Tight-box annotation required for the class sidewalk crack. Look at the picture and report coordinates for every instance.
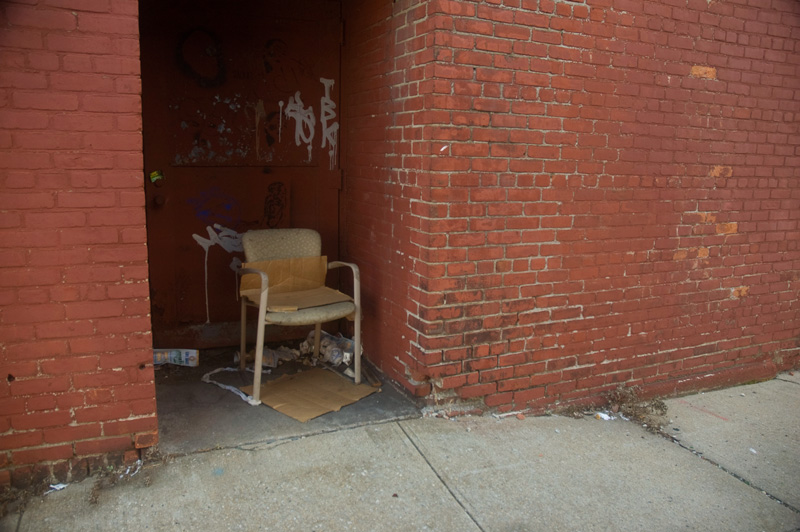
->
[398,422,487,532]
[661,431,800,515]
[775,376,800,386]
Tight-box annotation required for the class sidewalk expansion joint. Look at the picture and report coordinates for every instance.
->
[661,432,800,515]
[398,423,487,532]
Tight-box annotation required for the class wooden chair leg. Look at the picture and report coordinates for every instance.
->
[313,323,322,358]
[354,307,362,385]
[239,299,247,371]
[251,304,268,404]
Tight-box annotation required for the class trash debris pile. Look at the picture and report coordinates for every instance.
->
[153,348,199,367]
[234,345,300,369]
[202,329,369,407]
[229,329,358,371]
[299,329,356,368]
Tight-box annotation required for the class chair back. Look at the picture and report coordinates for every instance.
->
[242,228,322,262]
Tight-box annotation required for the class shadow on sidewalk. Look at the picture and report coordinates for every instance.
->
[154,347,421,455]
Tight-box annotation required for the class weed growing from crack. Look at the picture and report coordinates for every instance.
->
[606,385,668,432]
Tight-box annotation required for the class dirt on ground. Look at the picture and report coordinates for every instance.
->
[557,385,669,433]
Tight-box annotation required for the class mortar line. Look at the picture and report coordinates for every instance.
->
[398,422,487,532]
[662,432,800,515]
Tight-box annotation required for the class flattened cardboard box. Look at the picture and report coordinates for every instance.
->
[241,368,378,422]
[239,256,352,311]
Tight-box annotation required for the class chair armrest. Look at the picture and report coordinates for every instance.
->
[237,267,269,304]
[328,261,360,307]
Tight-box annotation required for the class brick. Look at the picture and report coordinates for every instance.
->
[64,300,124,320]
[74,436,132,455]
[12,445,73,465]
[11,410,72,430]
[0,431,42,451]
[83,132,142,151]
[86,208,145,227]
[43,424,102,444]
[24,211,86,228]
[26,394,58,412]
[51,113,114,132]
[9,377,70,395]
[73,370,130,390]
[0,28,43,50]
[47,0,112,13]
[716,223,739,234]
[74,403,131,423]
[46,34,113,54]
[0,71,48,90]
[458,382,496,399]
[28,248,90,267]
[5,340,69,360]
[75,13,138,35]
[40,356,99,375]
[134,430,158,449]
[36,320,95,339]
[13,91,79,110]
[104,416,157,437]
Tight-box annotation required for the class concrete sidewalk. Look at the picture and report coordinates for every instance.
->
[3,373,799,532]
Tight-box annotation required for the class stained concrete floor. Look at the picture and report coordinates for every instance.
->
[154,347,421,455]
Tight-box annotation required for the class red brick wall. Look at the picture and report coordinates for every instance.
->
[345,0,800,410]
[342,0,434,394]
[0,0,156,489]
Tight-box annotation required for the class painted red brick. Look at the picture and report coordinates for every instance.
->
[0,0,153,490]
[343,0,797,416]
[12,445,74,466]
[74,436,132,456]
[2,0,800,490]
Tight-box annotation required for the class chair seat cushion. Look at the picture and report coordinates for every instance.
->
[264,301,356,326]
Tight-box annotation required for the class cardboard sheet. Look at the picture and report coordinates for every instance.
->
[240,368,378,422]
[263,286,352,312]
[239,256,352,312]
[240,285,351,311]
[239,256,352,310]
[240,256,327,294]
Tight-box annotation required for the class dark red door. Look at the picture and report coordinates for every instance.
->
[140,0,342,347]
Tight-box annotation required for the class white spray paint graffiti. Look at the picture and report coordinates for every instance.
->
[254,99,267,160]
[284,91,315,162]
[192,224,244,324]
[319,78,339,171]
[278,100,284,143]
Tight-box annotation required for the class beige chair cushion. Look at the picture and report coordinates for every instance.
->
[242,228,321,262]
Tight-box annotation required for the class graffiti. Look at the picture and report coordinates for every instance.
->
[192,224,244,324]
[278,101,284,143]
[274,79,339,168]
[177,28,226,88]
[171,30,338,167]
[187,188,240,226]
[254,99,267,161]
[263,182,288,228]
[261,38,313,94]
[319,78,339,171]
[253,100,283,162]
[283,91,316,162]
